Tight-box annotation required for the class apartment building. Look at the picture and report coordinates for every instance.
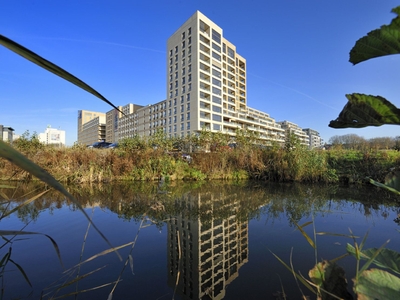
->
[105,107,122,143]
[77,110,106,145]
[302,128,323,149]
[167,192,248,299]
[80,11,318,145]
[278,120,310,146]
[115,11,285,144]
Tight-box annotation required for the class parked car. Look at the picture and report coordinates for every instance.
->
[106,143,118,149]
[87,141,112,148]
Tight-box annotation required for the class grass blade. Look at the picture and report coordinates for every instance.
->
[0,140,121,261]
[1,189,49,218]
[9,257,32,287]
[0,34,122,113]
[293,220,315,249]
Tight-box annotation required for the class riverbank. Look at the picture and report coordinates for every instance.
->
[1,142,399,184]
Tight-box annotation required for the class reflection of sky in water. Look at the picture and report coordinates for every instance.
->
[2,183,400,299]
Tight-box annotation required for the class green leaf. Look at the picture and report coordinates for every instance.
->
[385,170,400,192]
[369,178,400,195]
[347,244,400,275]
[329,93,400,128]
[350,6,400,65]
[309,261,353,299]
[354,269,400,299]
[0,34,122,114]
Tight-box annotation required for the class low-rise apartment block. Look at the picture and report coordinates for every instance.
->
[278,120,310,146]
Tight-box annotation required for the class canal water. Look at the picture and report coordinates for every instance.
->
[2,181,400,299]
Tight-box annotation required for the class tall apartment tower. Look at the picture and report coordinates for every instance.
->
[77,110,106,145]
[167,11,247,136]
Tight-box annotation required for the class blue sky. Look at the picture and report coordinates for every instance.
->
[1,0,399,146]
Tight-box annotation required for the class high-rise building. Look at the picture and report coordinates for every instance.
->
[106,107,122,143]
[77,110,106,145]
[115,11,285,143]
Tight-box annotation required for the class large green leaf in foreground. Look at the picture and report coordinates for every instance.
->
[329,93,400,128]
[354,269,400,299]
[0,34,121,113]
[350,6,400,65]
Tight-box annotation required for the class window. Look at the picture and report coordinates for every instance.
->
[188,83,191,91]
[212,87,221,95]
[182,41,185,49]
[169,58,173,65]
[169,101,172,107]
[188,74,192,82]
[169,83,172,90]
[174,99,177,105]
[182,32,185,39]
[212,51,221,61]
[181,123,184,131]
[174,116,177,123]
[181,105,184,112]
[223,43,226,54]
[181,96,184,103]
[212,29,221,43]
[181,114,184,121]
[182,58,185,66]
[169,109,173,116]
[187,112,190,120]
[187,93,191,101]
[182,68,185,76]
[169,66,172,73]
[175,81,178,88]
[175,90,178,96]
[212,69,221,78]
[213,124,221,130]
[182,49,185,57]
[212,43,221,52]
[188,45,191,54]
[169,117,171,124]
[212,114,221,122]
[174,107,177,114]
[187,103,190,110]
[212,105,221,113]
[175,46,178,53]
[182,77,185,85]
[175,54,178,62]
[169,74,172,82]
[175,63,178,70]
[228,47,235,59]
[187,122,191,130]
[175,72,178,79]
[174,125,177,132]
[182,86,186,93]
[188,27,191,35]
[188,64,192,72]
[212,78,221,87]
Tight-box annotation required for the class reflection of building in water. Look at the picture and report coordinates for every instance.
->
[167,192,248,299]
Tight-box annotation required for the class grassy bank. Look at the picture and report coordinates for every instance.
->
[2,135,400,184]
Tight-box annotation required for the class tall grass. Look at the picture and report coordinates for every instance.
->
[4,134,400,184]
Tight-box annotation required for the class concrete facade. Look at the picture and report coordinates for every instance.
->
[77,110,106,145]
[0,125,15,143]
[303,128,323,149]
[38,126,66,146]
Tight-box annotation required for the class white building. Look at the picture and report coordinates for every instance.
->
[117,11,285,144]
[38,126,66,146]
[302,128,323,149]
